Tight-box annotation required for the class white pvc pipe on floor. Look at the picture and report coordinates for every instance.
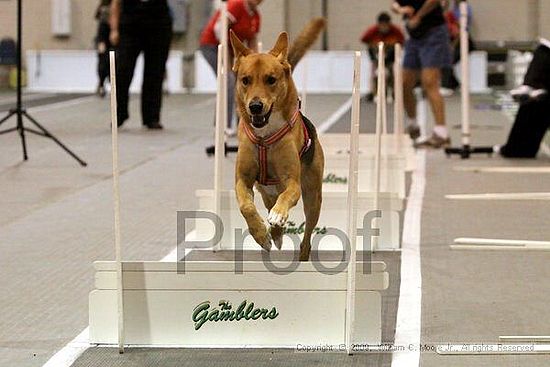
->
[345,51,362,355]
[109,50,125,354]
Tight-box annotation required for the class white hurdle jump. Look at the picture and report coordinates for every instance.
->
[321,44,415,175]
[89,15,388,349]
[197,45,403,251]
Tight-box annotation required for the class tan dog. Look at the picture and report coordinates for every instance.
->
[231,19,325,261]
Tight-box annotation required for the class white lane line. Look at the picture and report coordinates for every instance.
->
[392,150,426,367]
[317,96,354,133]
[41,231,195,367]
[42,328,90,367]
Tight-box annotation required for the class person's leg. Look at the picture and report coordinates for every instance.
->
[96,23,110,97]
[116,26,141,126]
[402,39,422,139]
[141,22,172,127]
[421,68,445,127]
[403,68,418,119]
[414,25,452,147]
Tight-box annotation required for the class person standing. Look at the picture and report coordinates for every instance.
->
[392,0,452,148]
[95,0,112,98]
[109,0,173,130]
[360,12,405,101]
[199,0,262,135]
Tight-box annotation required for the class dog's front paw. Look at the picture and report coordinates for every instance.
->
[267,205,289,227]
[250,220,273,251]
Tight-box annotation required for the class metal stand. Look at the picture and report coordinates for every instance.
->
[445,1,492,159]
[0,0,87,167]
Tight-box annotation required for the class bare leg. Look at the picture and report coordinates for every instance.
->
[403,68,419,119]
[421,68,445,126]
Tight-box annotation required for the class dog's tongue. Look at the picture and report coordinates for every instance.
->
[252,115,265,125]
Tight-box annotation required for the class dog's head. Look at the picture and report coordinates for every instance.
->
[230,31,294,129]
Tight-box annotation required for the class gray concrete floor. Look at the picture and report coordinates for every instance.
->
[1,91,549,367]
[0,93,348,367]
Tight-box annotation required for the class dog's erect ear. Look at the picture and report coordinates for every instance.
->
[269,32,289,63]
[230,30,251,72]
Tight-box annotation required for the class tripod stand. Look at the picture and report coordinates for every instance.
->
[0,0,87,167]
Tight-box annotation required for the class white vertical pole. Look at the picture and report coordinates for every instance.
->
[109,51,124,354]
[373,43,385,251]
[258,41,263,53]
[345,51,361,355]
[393,44,404,136]
[214,1,229,251]
[221,0,229,131]
[460,1,471,147]
[301,56,309,115]
[381,54,388,135]
[214,44,224,251]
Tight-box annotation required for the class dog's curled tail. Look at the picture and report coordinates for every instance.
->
[288,17,326,70]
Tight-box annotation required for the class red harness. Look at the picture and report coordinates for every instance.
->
[242,109,312,186]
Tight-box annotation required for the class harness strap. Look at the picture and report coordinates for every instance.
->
[242,109,312,186]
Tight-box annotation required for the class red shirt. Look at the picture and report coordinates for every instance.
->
[200,0,261,46]
[360,24,405,47]
[445,11,459,40]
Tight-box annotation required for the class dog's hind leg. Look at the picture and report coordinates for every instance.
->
[257,185,284,250]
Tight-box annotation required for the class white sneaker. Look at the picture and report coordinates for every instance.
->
[225,127,238,137]
[530,89,548,101]
[510,85,533,103]
[440,88,455,97]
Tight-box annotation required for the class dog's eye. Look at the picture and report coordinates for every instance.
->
[242,77,250,86]
[266,76,277,85]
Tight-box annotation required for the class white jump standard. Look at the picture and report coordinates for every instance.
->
[90,26,389,350]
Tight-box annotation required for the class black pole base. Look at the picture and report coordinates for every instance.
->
[205,143,239,157]
[445,145,494,159]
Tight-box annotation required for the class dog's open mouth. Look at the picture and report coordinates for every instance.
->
[250,106,273,128]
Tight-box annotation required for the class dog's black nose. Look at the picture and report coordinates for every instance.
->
[249,100,264,115]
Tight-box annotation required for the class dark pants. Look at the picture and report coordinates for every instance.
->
[116,20,172,125]
[96,22,111,87]
[523,44,550,90]
[500,43,550,158]
[501,101,550,158]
